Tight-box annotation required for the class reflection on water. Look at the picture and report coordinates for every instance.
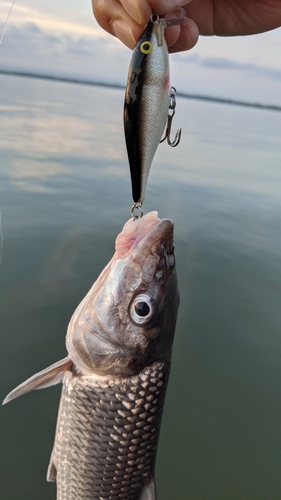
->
[1,73,281,500]
[0,211,3,266]
[0,77,125,192]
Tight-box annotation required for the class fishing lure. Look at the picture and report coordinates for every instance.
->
[124,13,185,213]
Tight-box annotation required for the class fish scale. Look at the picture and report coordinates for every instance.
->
[51,361,169,500]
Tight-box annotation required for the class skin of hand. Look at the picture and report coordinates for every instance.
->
[92,0,281,53]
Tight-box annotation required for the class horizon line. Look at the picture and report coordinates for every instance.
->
[1,68,280,113]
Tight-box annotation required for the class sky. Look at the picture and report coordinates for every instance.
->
[0,0,281,105]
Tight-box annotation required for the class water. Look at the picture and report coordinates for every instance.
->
[0,72,281,499]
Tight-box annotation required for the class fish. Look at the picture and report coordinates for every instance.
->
[124,15,184,206]
[3,211,179,500]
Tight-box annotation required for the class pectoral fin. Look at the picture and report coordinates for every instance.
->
[140,478,156,500]
[2,356,72,405]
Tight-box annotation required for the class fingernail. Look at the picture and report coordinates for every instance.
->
[121,0,143,25]
[165,7,186,21]
[111,20,135,49]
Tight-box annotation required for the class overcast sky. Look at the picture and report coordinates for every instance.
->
[1,0,281,105]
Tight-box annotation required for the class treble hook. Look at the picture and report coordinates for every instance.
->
[160,87,181,147]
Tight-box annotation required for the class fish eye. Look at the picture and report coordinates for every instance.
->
[130,294,154,324]
[140,41,153,54]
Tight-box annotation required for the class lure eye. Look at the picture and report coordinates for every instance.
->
[140,41,153,54]
[130,294,154,324]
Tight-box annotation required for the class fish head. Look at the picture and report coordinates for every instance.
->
[66,211,179,376]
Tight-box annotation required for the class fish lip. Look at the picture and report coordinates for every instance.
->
[138,218,174,251]
[115,213,174,259]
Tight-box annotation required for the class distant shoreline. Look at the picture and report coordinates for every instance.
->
[1,68,280,113]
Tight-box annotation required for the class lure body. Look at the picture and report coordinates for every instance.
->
[4,212,179,500]
[124,21,171,204]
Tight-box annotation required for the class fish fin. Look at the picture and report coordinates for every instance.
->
[140,478,156,500]
[2,356,72,405]
[46,458,57,482]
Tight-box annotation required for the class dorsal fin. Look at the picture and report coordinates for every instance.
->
[2,356,72,405]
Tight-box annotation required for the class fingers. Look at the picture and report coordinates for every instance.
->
[111,19,143,49]
[148,0,188,16]
[167,16,199,52]
[119,0,151,25]
[118,0,188,24]
[92,0,199,52]
[92,0,147,49]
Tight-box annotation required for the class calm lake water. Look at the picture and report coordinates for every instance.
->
[1,72,281,500]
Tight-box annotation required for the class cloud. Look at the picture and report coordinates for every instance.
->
[174,53,281,81]
[1,18,280,105]
[170,46,281,104]
[1,0,101,36]
[0,21,130,83]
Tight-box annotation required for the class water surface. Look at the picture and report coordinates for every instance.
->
[1,73,281,499]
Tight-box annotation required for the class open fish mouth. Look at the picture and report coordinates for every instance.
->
[115,211,174,259]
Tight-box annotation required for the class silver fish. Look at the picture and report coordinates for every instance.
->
[124,15,184,205]
[3,211,179,500]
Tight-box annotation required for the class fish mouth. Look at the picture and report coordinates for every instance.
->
[115,211,174,259]
[136,217,175,273]
[140,217,174,251]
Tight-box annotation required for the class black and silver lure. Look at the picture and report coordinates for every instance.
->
[124,14,185,209]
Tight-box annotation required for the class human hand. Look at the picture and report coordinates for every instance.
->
[92,0,281,53]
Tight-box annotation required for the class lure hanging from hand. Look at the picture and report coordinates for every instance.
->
[124,13,185,212]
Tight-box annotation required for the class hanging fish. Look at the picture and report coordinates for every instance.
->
[3,211,179,500]
[124,14,185,209]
